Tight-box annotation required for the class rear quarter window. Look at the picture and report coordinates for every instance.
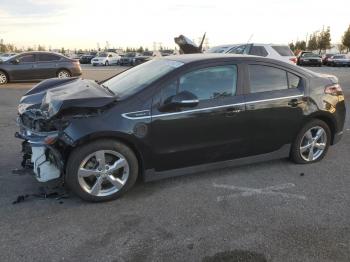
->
[272,46,294,56]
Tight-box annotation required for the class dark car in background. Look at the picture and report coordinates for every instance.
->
[328,54,350,67]
[119,52,151,66]
[16,54,345,202]
[297,52,322,66]
[0,51,82,84]
[79,54,96,64]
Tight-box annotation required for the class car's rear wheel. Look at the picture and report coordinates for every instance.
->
[57,69,71,78]
[291,119,331,164]
[0,71,8,84]
[66,139,138,202]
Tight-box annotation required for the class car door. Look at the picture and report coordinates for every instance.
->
[243,62,306,156]
[7,54,37,80]
[150,63,249,172]
[35,53,61,78]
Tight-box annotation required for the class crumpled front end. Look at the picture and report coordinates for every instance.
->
[15,110,68,182]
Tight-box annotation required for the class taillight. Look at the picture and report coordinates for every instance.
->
[325,84,343,95]
[289,57,297,64]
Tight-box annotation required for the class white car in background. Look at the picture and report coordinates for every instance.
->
[91,52,121,66]
[206,43,297,64]
[0,53,17,61]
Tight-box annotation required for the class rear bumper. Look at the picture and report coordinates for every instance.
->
[71,67,82,76]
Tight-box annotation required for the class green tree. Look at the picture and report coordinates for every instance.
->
[38,45,46,51]
[289,42,295,52]
[137,46,144,53]
[318,27,331,54]
[336,43,347,54]
[295,40,306,51]
[307,33,318,51]
[342,25,350,52]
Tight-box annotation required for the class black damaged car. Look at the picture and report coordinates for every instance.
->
[16,54,346,202]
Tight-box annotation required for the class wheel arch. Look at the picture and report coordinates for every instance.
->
[304,112,336,144]
[67,131,145,178]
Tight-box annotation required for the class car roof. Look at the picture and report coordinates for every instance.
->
[163,53,271,63]
[163,53,314,76]
[13,51,65,56]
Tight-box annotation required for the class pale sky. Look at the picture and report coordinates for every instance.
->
[0,0,349,50]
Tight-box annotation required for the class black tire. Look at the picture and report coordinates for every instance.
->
[66,139,139,202]
[0,70,8,84]
[290,119,331,164]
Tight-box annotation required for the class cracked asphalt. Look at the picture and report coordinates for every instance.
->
[0,65,349,262]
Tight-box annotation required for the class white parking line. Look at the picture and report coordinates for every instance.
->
[213,182,306,202]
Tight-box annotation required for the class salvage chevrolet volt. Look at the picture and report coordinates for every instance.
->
[16,54,346,202]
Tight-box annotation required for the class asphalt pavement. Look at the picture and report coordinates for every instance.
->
[0,65,349,262]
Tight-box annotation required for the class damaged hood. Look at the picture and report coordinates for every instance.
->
[19,78,116,118]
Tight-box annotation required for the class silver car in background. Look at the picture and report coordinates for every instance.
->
[206,43,297,64]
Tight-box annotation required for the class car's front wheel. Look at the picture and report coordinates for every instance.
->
[291,119,331,164]
[66,139,139,202]
[0,71,8,84]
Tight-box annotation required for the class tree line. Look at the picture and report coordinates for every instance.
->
[289,25,350,54]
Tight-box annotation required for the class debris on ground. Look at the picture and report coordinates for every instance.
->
[12,182,69,205]
[300,172,305,176]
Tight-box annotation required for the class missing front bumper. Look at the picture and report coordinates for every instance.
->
[15,131,64,183]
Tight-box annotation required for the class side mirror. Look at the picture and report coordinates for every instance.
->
[160,91,199,111]
[11,59,20,64]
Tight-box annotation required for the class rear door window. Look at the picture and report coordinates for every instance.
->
[271,46,294,56]
[37,54,61,62]
[249,65,288,93]
[249,46,268,57]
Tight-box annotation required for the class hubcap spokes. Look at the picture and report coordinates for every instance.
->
[78,150,129,196]
[0,74,6,84]
[58,71,69,78]
[300,126,327,162]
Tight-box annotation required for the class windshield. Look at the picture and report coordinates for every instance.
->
[126,53,136,57]
[103,59,184,98]
[97,53,107,57]
[334,55,346,59]
[206,46,233,53]
[303,53,319,58]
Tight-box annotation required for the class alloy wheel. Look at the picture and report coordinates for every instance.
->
[0,72,7,84]
[77,150,130,197]
[57,70,70,78]
[299,126,327,162]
